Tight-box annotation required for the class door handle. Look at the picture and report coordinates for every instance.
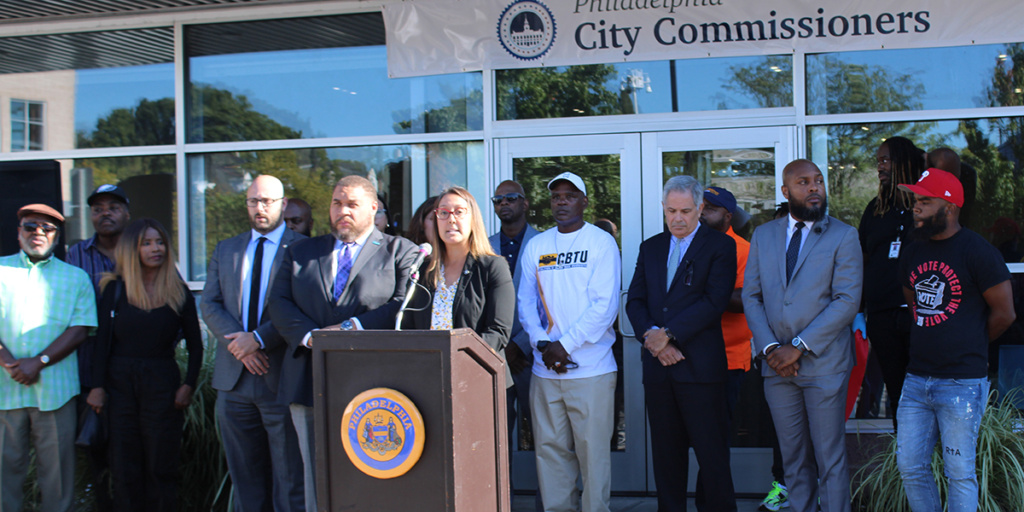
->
[618,290,635,338]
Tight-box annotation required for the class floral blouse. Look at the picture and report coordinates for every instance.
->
[430,264,459,330]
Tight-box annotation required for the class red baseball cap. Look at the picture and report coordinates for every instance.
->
[898,168,964,208]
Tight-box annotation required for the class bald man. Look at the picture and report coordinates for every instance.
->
[284,198,313,237]
[202,175,306,512]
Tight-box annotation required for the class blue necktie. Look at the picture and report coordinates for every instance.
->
[333,243,353,301]
[786,222,805,283]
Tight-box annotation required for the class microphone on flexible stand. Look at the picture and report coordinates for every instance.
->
[395,243,433,330]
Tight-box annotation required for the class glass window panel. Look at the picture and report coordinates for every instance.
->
[808,118,1024,250]
[675,55,793,111]
[28,123,44,150]
[0,29,174,151]
[662,148,777,237]
[187,141,482,280]
[28,102,43,122]
[807,43,1024,115]
[10,121,25,152]
[185,15,482,143]
[61,155,178,251]
[496,55,792,120]
[10,100,24,119]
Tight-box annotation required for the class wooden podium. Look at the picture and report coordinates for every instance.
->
[312,328,509,511]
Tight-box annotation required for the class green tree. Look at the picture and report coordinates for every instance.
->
[496,64,624,120]
[188,84,303,143]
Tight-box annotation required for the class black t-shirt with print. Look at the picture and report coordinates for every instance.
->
[899,228,1010,379]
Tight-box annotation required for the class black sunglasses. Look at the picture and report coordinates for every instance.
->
[20,221,60,234]
[491,193,525,205]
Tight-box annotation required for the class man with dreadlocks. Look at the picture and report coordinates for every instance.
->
[858,136,925,429]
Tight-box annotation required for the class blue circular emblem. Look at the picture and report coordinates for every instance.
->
[340,388,425,479]
[497,0,557,61]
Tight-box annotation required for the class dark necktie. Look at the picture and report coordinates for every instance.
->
[247,236,267,331]
[333,243,354,301]
[786,222,805,283]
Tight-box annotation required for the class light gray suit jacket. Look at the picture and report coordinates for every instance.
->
[489,225,540,354]
[742,215,863,377]
[202,227,305,393]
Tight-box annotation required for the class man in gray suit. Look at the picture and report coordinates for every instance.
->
[488,180,540,502]
[742,159,863,512]
[202,175,306,512]
[269,175,418,511]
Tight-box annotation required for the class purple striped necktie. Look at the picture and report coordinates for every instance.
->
[333,242,354,301]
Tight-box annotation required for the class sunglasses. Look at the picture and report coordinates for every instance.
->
[21,221,60,234]
[491,193,525,205]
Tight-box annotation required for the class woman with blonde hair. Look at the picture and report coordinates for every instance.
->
[86,218,202,512]
[402,187,515,387]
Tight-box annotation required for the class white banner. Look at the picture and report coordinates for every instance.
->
[383,0,1024,78]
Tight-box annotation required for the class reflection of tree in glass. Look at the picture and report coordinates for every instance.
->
[723,55,793,108]
[392,88,483,134]
[497,65,623,120]
[513,154,621,246]
[188,84,303,143]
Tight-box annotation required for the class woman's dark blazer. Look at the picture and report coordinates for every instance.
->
[402,253,515,387]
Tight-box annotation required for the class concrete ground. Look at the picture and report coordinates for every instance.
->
[512,494,766,511]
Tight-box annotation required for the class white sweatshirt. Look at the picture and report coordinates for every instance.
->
[517,223,621,380]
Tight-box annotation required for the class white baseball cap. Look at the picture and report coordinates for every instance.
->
[547,171,587,196]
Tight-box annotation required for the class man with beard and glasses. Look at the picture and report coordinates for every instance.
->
[269,175,418,511]
[1,204,97,512]
[858,136,925,429]
[743,160,862,512]
[202,175,306,512]
[895,168,1014,512]
[67,184,131,511]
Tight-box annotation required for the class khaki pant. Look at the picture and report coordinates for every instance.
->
[0,399,77,512]
[530,372,616,512]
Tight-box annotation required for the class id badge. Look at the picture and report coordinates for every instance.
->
[888,241,901,259]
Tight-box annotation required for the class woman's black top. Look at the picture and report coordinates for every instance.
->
[92,278,204,389]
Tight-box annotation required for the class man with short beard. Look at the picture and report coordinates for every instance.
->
[67,184,131,511]
[269,175,418,511]
[0,204,97,512]
[896,168,1014,512]
[743,159,862,512]
[202,175,306,512]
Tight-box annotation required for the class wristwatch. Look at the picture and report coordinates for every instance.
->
[791,337,809,355]
[341,319,355,331]
[39,354,50,366]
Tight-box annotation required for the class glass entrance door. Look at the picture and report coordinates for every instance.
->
[496,126,795,496]
[496,133,646,492]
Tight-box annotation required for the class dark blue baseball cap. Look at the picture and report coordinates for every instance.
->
[703,186,736,213]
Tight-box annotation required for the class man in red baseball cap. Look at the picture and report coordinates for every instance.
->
[893,168,1014,511]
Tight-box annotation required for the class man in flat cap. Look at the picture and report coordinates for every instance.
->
[0,204,97,512]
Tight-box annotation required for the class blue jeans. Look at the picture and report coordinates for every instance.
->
[896,373,989,512]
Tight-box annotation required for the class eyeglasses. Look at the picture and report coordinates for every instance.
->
[435,207,470,220]
[245,197,284,208]
[20,221,59,234]
[491,193,525,205]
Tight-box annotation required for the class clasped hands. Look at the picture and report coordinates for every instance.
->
[538,341,574,374]
[642,328,684,367]
[225,331,269,376]
[765,344,801,377]
[3,357,44,386]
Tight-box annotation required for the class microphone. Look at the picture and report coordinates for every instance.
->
[395,243,434,330]
[814,227,822,234]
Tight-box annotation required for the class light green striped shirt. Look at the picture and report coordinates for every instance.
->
[0,251,97,411]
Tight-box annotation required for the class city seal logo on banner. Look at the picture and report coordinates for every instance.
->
[341,388,425,479]
[497,0,557,60]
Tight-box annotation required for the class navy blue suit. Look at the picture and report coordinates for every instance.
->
[626,224,738,512]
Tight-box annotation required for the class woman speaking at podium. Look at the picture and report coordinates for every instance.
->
[402,186,515,388]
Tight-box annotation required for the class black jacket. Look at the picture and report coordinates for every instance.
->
[402,253,515,387]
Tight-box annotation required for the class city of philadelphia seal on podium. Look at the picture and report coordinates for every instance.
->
[341,388,426,479]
